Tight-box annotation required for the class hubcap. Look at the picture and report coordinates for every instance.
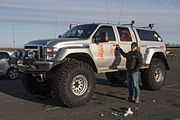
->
[71,75,88,96]
[154,67,163,82]
[9,69,18,79]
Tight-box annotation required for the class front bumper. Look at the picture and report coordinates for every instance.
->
[10,58,54,74]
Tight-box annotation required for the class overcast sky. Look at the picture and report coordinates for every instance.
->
[0,0,180,48]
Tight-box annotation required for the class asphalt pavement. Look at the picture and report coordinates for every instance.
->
[0,59,180,120]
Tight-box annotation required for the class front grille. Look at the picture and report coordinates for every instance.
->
[24,46,45,60]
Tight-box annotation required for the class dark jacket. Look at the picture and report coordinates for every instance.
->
[118,48,143,72]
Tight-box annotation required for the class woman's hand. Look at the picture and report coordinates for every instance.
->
[115,44,120,50]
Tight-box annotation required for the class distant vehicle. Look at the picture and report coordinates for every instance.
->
[0,50,19,80]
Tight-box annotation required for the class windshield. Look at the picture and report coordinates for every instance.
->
[61,24,98,38]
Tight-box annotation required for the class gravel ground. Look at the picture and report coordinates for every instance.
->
[0,59,180,120]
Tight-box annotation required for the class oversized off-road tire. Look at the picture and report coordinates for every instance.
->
[141,58,166,90]
[106,71,126,84]
[7,67,19,80]
[21,73,52,96]
[52,60,96,108]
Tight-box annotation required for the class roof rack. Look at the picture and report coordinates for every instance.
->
[121,20,135,27]
[139,24,155,29]
[121,21,155,29]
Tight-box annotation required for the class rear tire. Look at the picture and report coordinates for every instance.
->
[52,60,96,107]
[106,71,126,84]
[21,73,52,96]
[141,58,166,90]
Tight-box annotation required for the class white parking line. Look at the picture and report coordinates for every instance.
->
[163,83,180,92]
[0,91,25,95]
[165,83,179,88]
[163,88,180,92]
[45,106,61,111]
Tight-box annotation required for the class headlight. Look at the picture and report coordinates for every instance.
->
[17,49,22,58]
[46,47,58,60]
[14,49,22,58]
[22,50,28,58]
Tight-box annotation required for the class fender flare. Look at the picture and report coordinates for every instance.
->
[144,48,165,64]
[144,48,169,70]
[54,46,93,61]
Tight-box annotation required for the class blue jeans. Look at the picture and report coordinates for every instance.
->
[127,71,140,99]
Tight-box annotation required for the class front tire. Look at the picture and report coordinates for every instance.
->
[141,58,166,90]
[53,60,96,107]
[21,74,52,96]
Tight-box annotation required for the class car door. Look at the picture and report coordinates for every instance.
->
[89,25,118,69]
[116,27,136,67]
[0,52,10,74]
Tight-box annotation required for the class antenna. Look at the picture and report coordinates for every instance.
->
[106,0,109,23]
[12,24,15,48]
[55,17,58,38]
[118,0,124,24]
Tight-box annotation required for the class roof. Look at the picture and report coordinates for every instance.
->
[81,23,156,31]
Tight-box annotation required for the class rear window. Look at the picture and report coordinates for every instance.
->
[137,29,162,42]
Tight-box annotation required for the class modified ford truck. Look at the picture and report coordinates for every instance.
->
[11,22,169,107]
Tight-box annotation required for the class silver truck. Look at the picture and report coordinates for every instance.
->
[11,22,169,107]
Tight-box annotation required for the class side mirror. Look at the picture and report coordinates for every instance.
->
[100,32,109,42]
[58,35,61,38]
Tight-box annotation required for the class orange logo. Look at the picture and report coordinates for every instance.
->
[97,44,104,60]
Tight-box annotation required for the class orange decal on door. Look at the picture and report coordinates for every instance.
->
[97,44,104,60]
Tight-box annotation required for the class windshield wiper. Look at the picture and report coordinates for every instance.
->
[65,36,83,38]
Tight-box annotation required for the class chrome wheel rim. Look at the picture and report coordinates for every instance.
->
[71,75,88,96]
[154,67,163,82]
[9,69,18,79]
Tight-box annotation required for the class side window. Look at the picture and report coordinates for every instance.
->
[117,27,132,41]
[137,29,162,41]
[94,26,115,41]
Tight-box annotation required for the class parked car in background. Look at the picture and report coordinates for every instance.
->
[0,50,19,80]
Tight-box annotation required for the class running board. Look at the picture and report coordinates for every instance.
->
[98,66,126,73]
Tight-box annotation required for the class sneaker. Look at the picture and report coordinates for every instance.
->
[135,98,140,103]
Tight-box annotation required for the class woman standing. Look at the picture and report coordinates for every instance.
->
[116,42,143,103]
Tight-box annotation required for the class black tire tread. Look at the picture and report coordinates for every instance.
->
[53,60,96,107]
[141,58,166,90]
[21,74,52,96]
